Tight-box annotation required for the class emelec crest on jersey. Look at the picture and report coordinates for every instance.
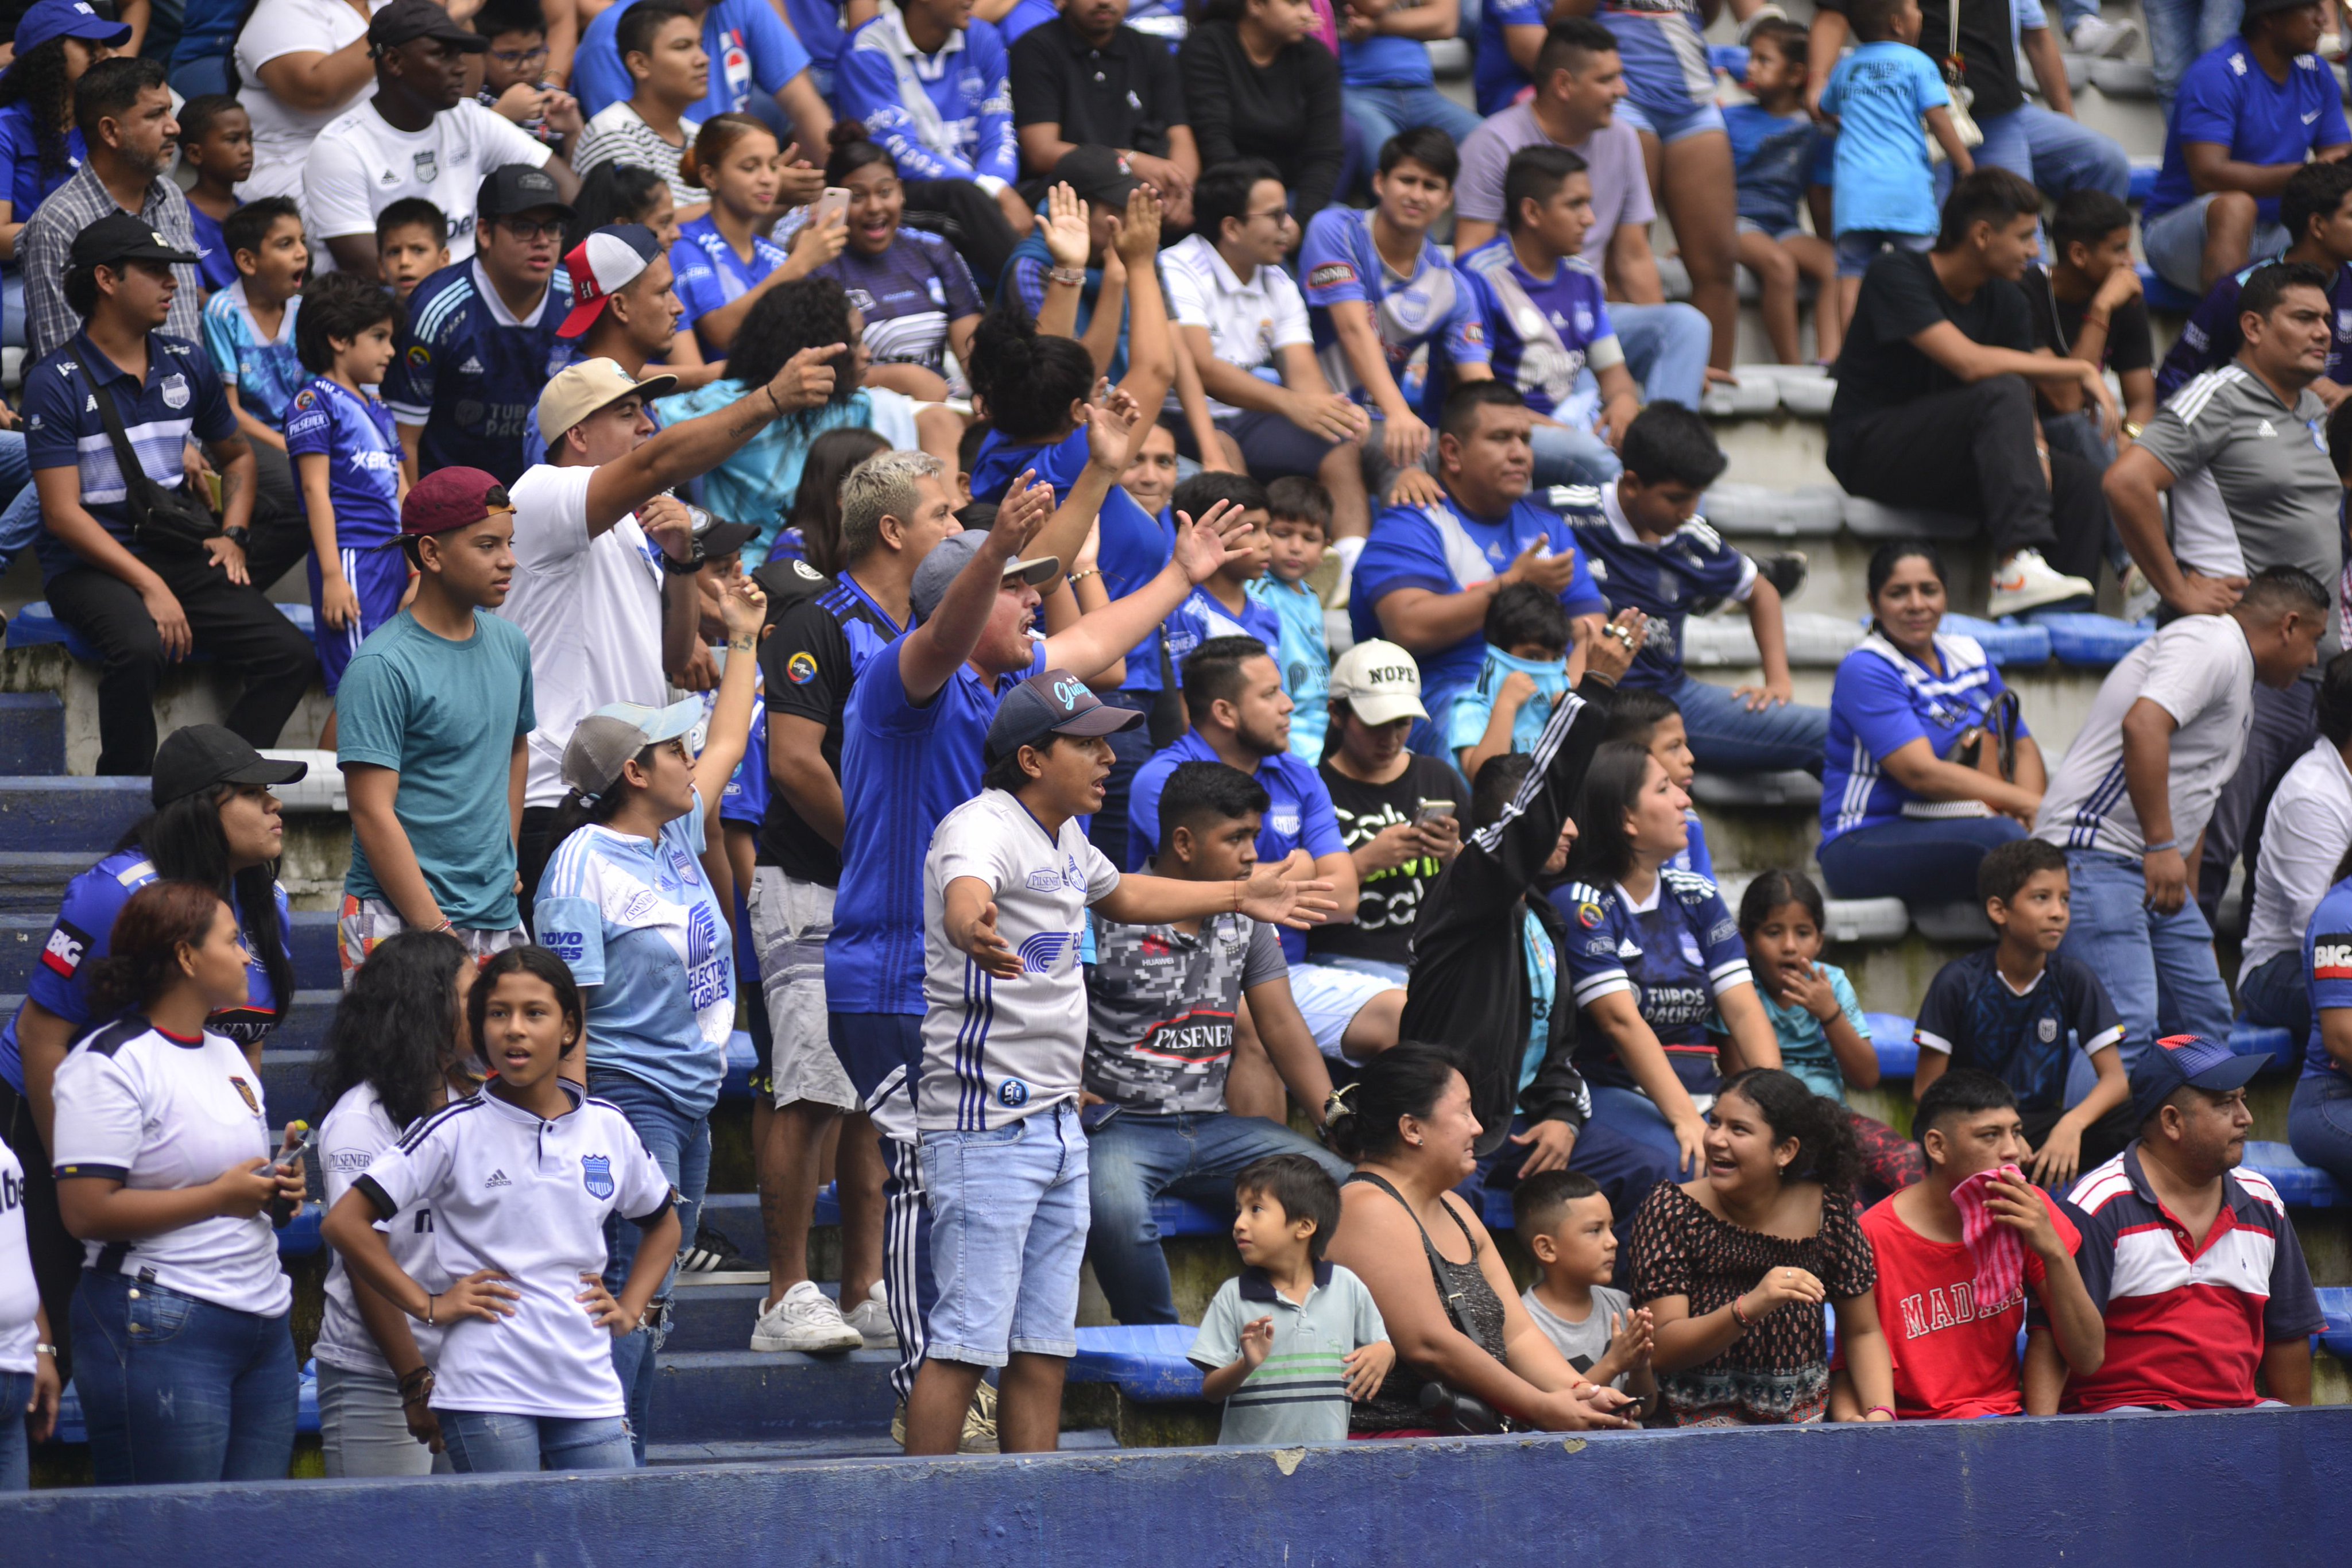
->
[581,1153,615,1199]
[229,1075,261,1116]
[415,151,439,184]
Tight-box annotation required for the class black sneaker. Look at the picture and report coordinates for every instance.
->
[679,1219,751,1274]
[1691,552,1806,618]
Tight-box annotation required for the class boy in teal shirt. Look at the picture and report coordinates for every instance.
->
[1449,580,1572,786]
[1250,476,1334,764]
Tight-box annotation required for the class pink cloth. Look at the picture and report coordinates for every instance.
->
[1309,0,1340,56]
[1949,1165,2028,1308]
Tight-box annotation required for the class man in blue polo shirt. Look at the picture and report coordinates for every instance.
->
[571,0,833,175]
[2141,0,2351,297]
[1351,381,1608,748]
[25,211,318,776]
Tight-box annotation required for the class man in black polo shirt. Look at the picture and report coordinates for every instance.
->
[25,212,316,775]
[1009,0,1197,227]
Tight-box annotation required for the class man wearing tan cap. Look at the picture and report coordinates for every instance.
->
[502,342,847,905]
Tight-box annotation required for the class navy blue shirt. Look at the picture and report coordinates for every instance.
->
[1913,948,2125,1112]
[2156,254,2352,400]
[1564,486,1757,690]
[1556,868,1750,1096]
[759,570,903,885]
[380,258,574,485]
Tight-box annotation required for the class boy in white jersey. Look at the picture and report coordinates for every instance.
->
[907,671,1337,1456]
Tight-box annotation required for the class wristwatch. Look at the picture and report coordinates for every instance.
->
[660,547,706,576]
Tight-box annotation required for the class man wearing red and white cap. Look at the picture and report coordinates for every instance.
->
[518,223,686,469]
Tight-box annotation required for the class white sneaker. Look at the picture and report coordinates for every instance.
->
[844,1280,897,1349]
[749,1279,864,1353]
[1989,549,2096,617]
[2068,14,2141,57]
[2120,561,2159,624]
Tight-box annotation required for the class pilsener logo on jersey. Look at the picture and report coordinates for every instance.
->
[2316,934,2352,980]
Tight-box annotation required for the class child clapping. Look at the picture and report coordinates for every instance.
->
[1511,1171,1656,1416]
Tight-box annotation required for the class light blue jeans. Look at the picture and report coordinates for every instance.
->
[1611,302,1712,410]
[69,1271,298,1486]
[1531,420,1623,488]
[589,1067,708,1465]
[0,429,37,575]
[2287,1072,2352,1193]
[439,1410,636,1473]
[919,1101,1090,1366]
[1947,106,2133,204]
[2144,0,2242,107]
[1662,669,1830,777]
[1344,83,1485,159]
[2055,849,2233,1069]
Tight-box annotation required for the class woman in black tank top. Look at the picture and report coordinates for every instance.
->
[1324,1044,1641,1435]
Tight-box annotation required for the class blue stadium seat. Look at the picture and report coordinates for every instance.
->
[719,1031,759,1101]
[2126,161,2159,204]
[2241,1141,2344,1207]
[1939,613,2052,667]
[277,1199,323,1257]
[6,600,318,663]
[2318,1288,2352,1361]
[1069,1325,1205,1401]
[1867,1014,1918,1079]
[2026,611,2151,668]
[1152,1193,1234,1238]
[2227,1021,2300,1073]
[2138,264,2202,313]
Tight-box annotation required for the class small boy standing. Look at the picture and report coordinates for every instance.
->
[917,672,1330,1456]
[1251,476,1334,765]
[1163,473,1282,668]
[178,94,253,296]
[203,197,311,455]
[1450,580,1572,787]
[1190,1155,1392,1444]
[1511,1170,1655,1413]
[1722,20,1839,365]
[1817,0,1973,331]
[1913,839,2134,1186]
[375,200,452,309]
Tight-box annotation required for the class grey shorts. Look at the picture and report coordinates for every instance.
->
[750,868,858,1111]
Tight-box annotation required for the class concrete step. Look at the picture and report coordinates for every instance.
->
[643,1429,1120,1466]
[646,1349,898,1443]
[0,909,342,995]
[0,852,100,913]
[0,776,152,854]
[0,694,66,775]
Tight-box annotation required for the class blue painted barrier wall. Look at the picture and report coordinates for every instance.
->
[6,1407,2346,1568]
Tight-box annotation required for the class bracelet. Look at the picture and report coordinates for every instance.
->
[1730,1295,1753,1330]
[1049,266,1086,287]
[2122,420,2144,439]
[1066,567,1100,586]
[34,1342,56,1358]
[2141,839,2177,855]
[1865,1405,1895,1420]
[424,1291,436,1326]
[660,549,707,576]
[430,919,455,935]
[765,383,784,414]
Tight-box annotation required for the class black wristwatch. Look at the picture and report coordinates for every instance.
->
[659,548,704,576]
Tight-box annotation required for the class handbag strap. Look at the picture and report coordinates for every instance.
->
[1947,0,1961,69]
[1344,1170,1481,1333]
[74,351,201,531]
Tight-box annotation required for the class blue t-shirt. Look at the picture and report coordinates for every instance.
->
[1001,233,1125,381]
[1300,206,1489,415]
[1352,491,1604,721]
[1817,41,1950,238]
[202,283,306,431]
[22,331,234,580]
[1722,102,1819,233]
[998,0,1057,44]
[1458,238,1614,423]
[783,0,853,75]
[1564,486,1755,690]
[1821,630,2026,845]
[2303,879,2352,1082]
[1164,583,1282,672]
[1341,27,1433,89]
[536,792,736,1117]
[1445,644,1569,759]
[283,377,404,550]
[1595,0,1715,121]
[1734,960,1865,1103]
[1125,731,1348,960]
[724,703,769,827]
[826,636,1049,1015]
[835,14,1019,186]
[336,610,538,930]
[1555,868,1750,1095]
[380,258,574,486]
[0,848,292,1093]
[670,214,790,342]
[2149,42,2352,224]
[1913,948,2125,1112]
[572,0,814,121]
[1475,0,1546,114]
[0,104,82,234]
[1250,574,1331,764]
[2157,254,2352,398]
[187,202,238,294]
[1672,811,1714,881]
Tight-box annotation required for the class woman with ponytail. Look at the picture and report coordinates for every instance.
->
[671,113,846,353]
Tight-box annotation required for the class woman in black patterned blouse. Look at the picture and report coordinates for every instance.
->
[1628,1067,1897,1426]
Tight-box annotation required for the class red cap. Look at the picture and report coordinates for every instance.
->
[557,224,662,339]
[400,468,513,538]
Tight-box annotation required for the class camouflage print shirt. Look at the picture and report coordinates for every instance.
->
[1084,911,1287,1113]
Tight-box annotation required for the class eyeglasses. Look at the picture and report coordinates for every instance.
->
[490,45,550,66]
[496,218,564,241]
[1244,207,1291,226]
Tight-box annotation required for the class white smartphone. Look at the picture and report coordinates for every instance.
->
[813,186,851,228]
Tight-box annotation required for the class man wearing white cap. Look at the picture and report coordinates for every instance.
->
[501,336,849,905]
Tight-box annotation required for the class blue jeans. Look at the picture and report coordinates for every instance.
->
[2,272,22,350]
[1530,420,1623,489]
[0,1369,26,1492]
[2056,850,2233,1070]
[589,1068,709,1464]
[1085,1109,1349,1324]
[69,1271,297,1486]
[2239,948,2310,1042]
[1464,1114,1682,1268]
[1611,303,1711,410]
[1817,815,2026,906]
[165,53,233,98]
[1587,1085,1701,1172]
[0,429,36,575]
[439,1410,635,1473]
[2144,0,2241,107]
[1663,669,1829,776]
[1344,83,1485,161]
[1939,106,2130,206]
[2288,1072,2352,1193]
[918,1101,1090,1365]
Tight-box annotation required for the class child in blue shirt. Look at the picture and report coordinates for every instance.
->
[1163,472,1282,668]
[202,197,310,451]
[1251,476,1334,765]
[1450,580,1572,788]
[1817,0,1972,318]
[177,94,251,296]
[285,273,408,729]
[1723,20,1839,365]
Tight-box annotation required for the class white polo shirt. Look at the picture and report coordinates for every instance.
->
[0,1138,38,1373]
[357,1081,671,1419]
[303,98,552,266]
[50,1018,292,1318]
[496,463,666,810]
[1157,233,1313,421]
[2242,737,2352,980]
[314,1080,453,1376]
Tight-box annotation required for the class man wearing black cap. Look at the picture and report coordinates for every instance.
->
[379,164,583,486]
[302,0,581,280]
[24,212,319,776]
[998,149,1158,378]
[1009,0,1197,226]
[2055,1033,2326,1412]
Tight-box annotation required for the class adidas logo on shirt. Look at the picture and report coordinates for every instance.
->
[2257,420,2277,438]
[485,1168,511,1188]
[458,356,486,375]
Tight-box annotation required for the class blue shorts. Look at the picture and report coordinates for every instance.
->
[918,1100,1090,1366]
[1736,216,1807,242]
[1835,230,1934,279]
[308,544,409,695]
[1614,96,1727,146]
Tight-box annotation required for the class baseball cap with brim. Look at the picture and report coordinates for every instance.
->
[908,529,1061,622]
[2127,1033,2270,1128]
[699,519,761,560]
[562,698,704,800]
[401,467,513,538]
[557,224,662,337]
[370,0,490,50]
[478,164,575,226]
[987,668,1144,762]
[536,358,680,446]
[71,211,198,271]
[1050,145,1141,210]
[1327,638,1429,727]
[10,0,132,60]
[151,724,307,807]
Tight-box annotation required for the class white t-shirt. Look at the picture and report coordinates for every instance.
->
[2033,614,2256,862]
[313,1081,452,1376]
[919,788,1121,1133]
[496,463,667,810]
[303,98,552,265]
[236,0,389,202]
[50,1019,292,1318]
[2242,737,2352,979]
[574,102,704,207]
[1156,233,1313,420]
[0,1138,38,1374]
[357,1082,672,1419]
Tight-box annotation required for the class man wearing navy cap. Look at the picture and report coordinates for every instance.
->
[2054,1033,2326,1412]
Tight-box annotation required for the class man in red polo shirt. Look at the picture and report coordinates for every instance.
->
[2057,1034,2326,1412]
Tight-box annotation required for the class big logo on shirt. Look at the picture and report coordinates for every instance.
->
[581,1153,615,1199]
[2315,933,2352,980]
[40,919,89,978]
[1895,1279,2022,1341]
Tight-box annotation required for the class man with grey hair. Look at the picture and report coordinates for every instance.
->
[742,446,963,1357]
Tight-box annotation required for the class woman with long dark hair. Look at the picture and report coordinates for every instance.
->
[52,880,308,1484]
[811,124,982,401]
[771,425,889,575]
[0,3,126,349]
[671,113,845,354]
[311,930,477,1478]
[1628,1067,1894,1426]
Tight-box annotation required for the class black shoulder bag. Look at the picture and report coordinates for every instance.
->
[75,354,222,553]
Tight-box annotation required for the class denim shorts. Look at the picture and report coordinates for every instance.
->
[1736,216,1807,242]
[1836,230,1935,278]
[918,1101,1090,1366]
[1614,96,1728,145]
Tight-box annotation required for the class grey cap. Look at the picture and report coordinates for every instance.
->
[908,530,1061,622]
[985,668,1144,762]
[561,698,702,800]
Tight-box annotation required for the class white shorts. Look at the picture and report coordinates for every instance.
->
[750,868,858,1111]
[1287,962,1406,1060]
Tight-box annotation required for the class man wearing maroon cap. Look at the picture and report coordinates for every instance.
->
[334,468,540,983]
